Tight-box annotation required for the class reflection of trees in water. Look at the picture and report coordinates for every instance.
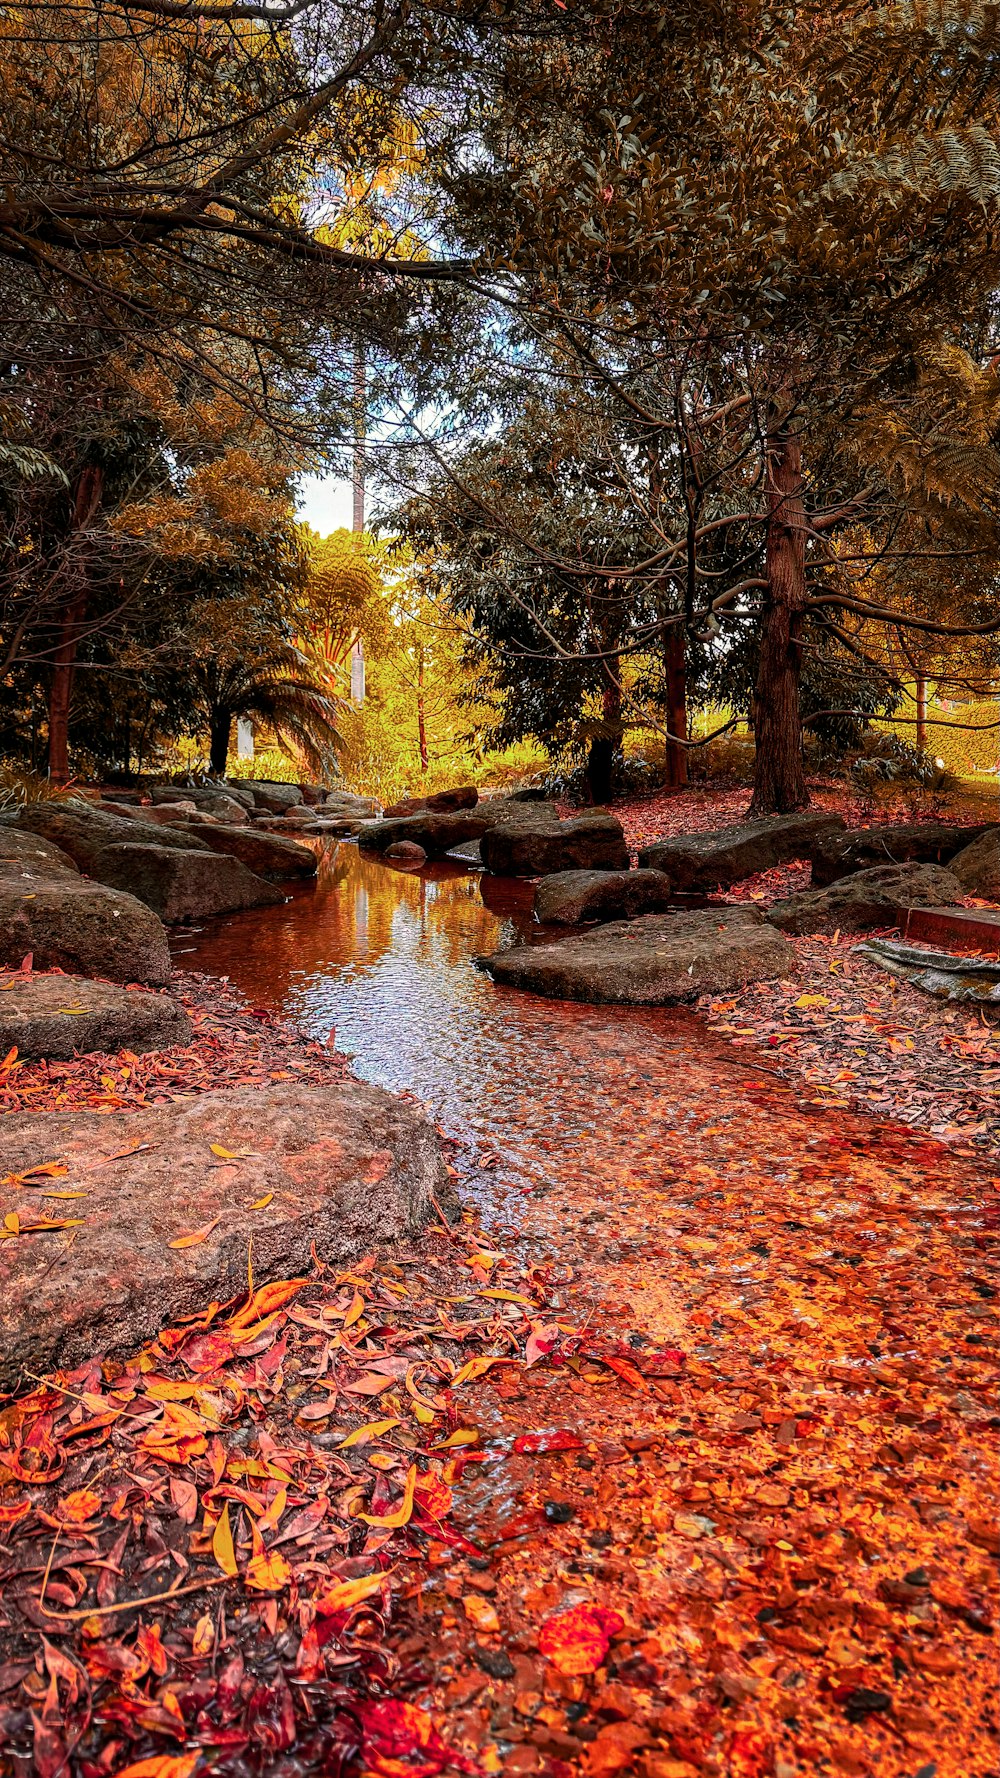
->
[190,843,507,1001]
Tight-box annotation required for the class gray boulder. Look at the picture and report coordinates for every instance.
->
[384,785,479,817]
[359,809,497,857]
[0,876,171,985]
[150,786,250,823]
[481,811,630,878]
[0,973,191,1060]
[93,843,284,923]
[949,827,1000,898]
[768,862,964,934]
[178,823,317,882]
[638,811,844,891]
[16,803,210,872]
[0,830,79,880]
[480,906,794,1003]
[0,1080,448,1389]
[810,821,993,886]
[240,780,304,813]
[534,867,674,925]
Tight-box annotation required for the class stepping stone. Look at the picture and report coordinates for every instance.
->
[176,823,317,881]
[0,1080,447,1389]
[638,812,843,891]
[0,972,191,1060]
[93,843,284,922]
[767,863,963,935]
[534,868,674,925]
[481,811,629,878]
[0,875,171,985]
[479,907,794,1003]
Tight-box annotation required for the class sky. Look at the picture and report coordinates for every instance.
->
[297,472,355,535]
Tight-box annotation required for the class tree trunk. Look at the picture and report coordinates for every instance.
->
[416,649,428,771]
[352,345,366,534]
[47,464,103,784]
[209,708,232,775]
[585,665,621,805]
[915,675,927,751]
[749,426,809,815]
[663,627,688,788]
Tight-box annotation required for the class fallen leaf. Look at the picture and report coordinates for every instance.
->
[359,1463,417,1528]
[211,1503,238,1578]
[538,1603,625,1676]
[168,1216,220,1250]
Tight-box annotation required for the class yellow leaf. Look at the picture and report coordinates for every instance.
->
[212,1502,238,1577]
[343,1288,365,1328]
[314,1570,390,1615]
[340,1417,400,1448]
[42,1191,88,1199]
[433,1427,480,1450]
[210,1144,243,1160]
[411,1401,437,1426]
[359,1463,416,1528]
[245,1519,291,1592]
[257,1487,287,1535]
[248,1193,273,1210]
[479,1288,534,1304]
[449,1354,508,1388]
[191,1614,215,1657]
[793,994,830,1009]
[169,1216,220,1250]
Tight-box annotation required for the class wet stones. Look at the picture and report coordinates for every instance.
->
[0,872,172,985]
[178,823,318,881]
[534,868,674,926]
[480,812,630,879]
[480,907,795,1004]
[0,972,191,1059]
[93,843,284,923]
[638,812,844,892]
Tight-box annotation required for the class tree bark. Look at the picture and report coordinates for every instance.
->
[352,345,366,534]
[47,464,103,784]
[749,426,809,815]
[585,663,621,805]
[209,707,232,775]
[663,627,688,788]
[915,675,928,751]
[416,648,428,771]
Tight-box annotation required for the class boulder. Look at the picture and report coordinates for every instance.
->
[0,877,171,985]
[16,804,210,873]
[384,785,479,817]
[150,786,249,823]
[810,821,993,887]
[638,812,845,891]
[0,973,191,1060]
[240,780,304,814]
[481,907,794,1003]
[768,862,964,935]
[92,843,284,923]
[0,1081,448,1389]
[359,810,497,857]
[481,811,630,878]
[949,827,1000,898]
[447,838,483,865]
[320,792,380,817]
[534,867,674,925]
[0,830,79,880]
[181,824,318,881]
[385,840,428,865]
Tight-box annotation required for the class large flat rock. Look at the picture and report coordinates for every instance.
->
[481,811,629,878]
[0,829,80,879]
[359,809,499,856]
[0,874,171,985]
[16,802,211,871]
[638,812,844,891]
[0,1082,447,1389]
[768,862,965,934]
[810,821,993,887]
[0,972,191,1059]
[176,823,318,881]
[384,785,479,816]
[93,843,284,922]
[534,867,674,925]
[480,907,795,1003]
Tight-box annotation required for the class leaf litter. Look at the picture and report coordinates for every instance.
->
[0,875,997,1778]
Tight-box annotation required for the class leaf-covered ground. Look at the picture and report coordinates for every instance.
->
[0,978,996,1778]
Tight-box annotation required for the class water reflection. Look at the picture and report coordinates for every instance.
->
[178,841,703,1208]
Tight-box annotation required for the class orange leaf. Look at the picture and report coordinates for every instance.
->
[538,1603,624,1676]
[212,1503,238,1578]
[226,1276,305,1334]
[169,1216,221,1251]
[245,1519,291,1592]
[449,1354,509,1388]
[314,1570,390,1615]
[114,1758,201,1778]
[359,1463,417,1528]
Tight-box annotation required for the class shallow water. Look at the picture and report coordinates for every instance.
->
[176,842,715,1222]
